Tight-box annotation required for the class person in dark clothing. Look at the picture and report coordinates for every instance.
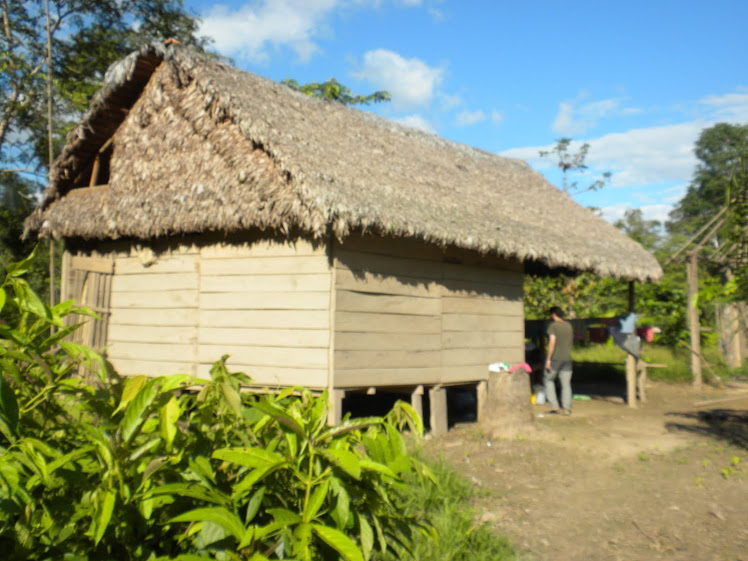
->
[544,306,574,415]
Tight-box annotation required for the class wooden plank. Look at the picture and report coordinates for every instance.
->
[109,324,197,344]
[335,268,440,297]
[196,363,328,388]
[335,367,442,387]
[110,307,199,326]
[336,290,441,316]
[108,341,196,362]
[441,365,500,384]
[201,291,330,311]
[335,332,441,351]
[72,255,114,274]
[441,297,523,315]
[201,256,330,276]
[442,330,524,349]
[110,290,198,309]
[442,313,522,332]
[442,348,516,367]
[429,387,448,436]
[336,312,440,334]
[201,273,331,293]
[112,273,199,292]
[441,278,522,299]
[200,239,324,258]
[335,349,441,369]
[199,344,328,369]
[115,255,197,274]
[200,310,329,329]
[442,262,523,286]
[109,357,193,377]
[335,249,444,281]
[199,327,329,347]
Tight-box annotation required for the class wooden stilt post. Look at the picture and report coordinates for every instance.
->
[686,251,702,388]
[411,385,424,421]
[476,379,488,422]
[327,389,344,426]
[626,354,637,408]
[428,386,448,436]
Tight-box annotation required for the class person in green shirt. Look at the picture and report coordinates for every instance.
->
[545,306,574,415]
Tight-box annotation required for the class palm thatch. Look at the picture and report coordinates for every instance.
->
[25,42,662,281]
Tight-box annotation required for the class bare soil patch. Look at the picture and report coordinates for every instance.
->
[423,381,748,561]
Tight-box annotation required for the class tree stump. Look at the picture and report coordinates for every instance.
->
[478,371,534,437]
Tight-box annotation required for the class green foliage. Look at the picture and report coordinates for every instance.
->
[381,456,515,561]
[282,79,390,106]
[0,255,428,560]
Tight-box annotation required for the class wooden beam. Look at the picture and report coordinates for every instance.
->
[327,389,345,426]
[626,354,637,408]
[686,252,702,388]
[411,385,424,420]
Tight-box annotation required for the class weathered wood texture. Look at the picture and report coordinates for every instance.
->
[197,240,331,388]
[107,246,200,377]
[103,238,331,387]
[333,235,524,388]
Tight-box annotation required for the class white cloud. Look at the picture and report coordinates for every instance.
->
[456,109,485,127]
[599,203,673,226]
[491,110,504,124]
[551,96,637,136]
[354,49,444,109]
[502,121,705,188]
[393,114,436,134]
[700,90,748,122]
[200,0,341,62]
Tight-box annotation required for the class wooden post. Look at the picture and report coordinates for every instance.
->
[410,385,424,421]
[686,252,702,388]
[327,389,344,426]
[626,354,637,408]
[428,386,448,436]
[476,379,488,422]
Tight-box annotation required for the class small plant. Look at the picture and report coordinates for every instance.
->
[638,453,649,462]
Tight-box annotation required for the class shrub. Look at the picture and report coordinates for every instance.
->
[0,251,426,560]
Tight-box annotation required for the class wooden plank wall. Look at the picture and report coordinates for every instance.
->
[107,247,200,376]
[333,236,524,388]
[197,240,331,388]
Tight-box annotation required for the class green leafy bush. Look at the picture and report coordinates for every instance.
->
[0,252,427,560]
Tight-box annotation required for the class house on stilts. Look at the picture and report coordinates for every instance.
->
[25,43,663,429]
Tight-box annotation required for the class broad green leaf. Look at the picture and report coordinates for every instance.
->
[169,507,245,541]
[92,489,116,545]
[251,399,305,437]
[159,396,180,451]
[0,375,19,441]
[312,524,364,561]
[292,522,312,560]
[318,417,382,442]
[60,342,107,379]
[213,447,286,469]
[114,376,147,415]
[238,525,255,549]
[231,465,278,499]
[0,287,5,313]
[13,278,48,319]
[220,381,242,415]
[268,508,302,526]
[358,514,374,561]
[320,448,361,480]
[331,479,350,530]
[121,378,161,443]
[244,487,265,524]
[358,459,396,479]
[159,374,193,394]
[147,482,231,507]
[5,246,37,278]
[303,479,329,522]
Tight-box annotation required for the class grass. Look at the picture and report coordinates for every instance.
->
[382,454,519,561]
[571,341,746,384]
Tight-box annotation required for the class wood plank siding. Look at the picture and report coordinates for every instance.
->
[102,238,331,388]
[332,235,524,388]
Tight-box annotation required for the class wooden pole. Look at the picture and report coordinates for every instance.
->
[44,0,56,320]
[686,252,702,388]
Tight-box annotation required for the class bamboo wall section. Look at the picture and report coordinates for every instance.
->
[332,235,524,388]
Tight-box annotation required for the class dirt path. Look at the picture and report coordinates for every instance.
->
[424,382,748,561]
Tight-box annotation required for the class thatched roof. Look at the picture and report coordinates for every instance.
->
[26,42,662,281]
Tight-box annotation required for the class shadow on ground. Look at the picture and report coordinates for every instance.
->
[665,408,748,450]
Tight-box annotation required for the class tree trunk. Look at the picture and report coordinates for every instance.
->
[478,371,534,438]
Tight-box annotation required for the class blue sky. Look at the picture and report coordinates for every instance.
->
[187,0,748,225]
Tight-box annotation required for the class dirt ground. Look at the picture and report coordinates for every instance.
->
[423,380,748,561]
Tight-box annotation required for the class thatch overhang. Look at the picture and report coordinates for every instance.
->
[25,42,663,282]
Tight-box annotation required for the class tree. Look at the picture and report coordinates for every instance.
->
[283,78,390,106]
[539,137,611,194]
[0,0,211,181]
[613,208,663,254]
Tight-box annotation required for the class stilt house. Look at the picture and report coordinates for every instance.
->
[25,43,663,425]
